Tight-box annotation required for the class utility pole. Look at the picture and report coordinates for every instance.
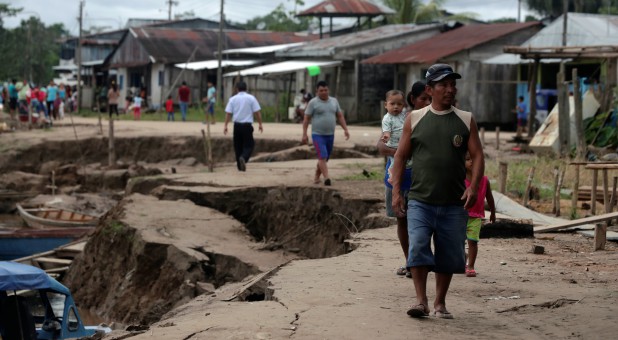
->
[216,0,224,106]
[166,0,178,21]
[517,0,522,22]
[77,0,84,113]
[562,0,568,47]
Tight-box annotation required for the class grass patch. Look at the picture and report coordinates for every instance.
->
[341,162,384,181]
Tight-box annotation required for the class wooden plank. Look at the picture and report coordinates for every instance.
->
[585,163,618,170]
[534,211,618,233]
[35,257,73,265]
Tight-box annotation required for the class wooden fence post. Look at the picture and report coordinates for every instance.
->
[499,162,508,194]
[495,126,500,150]
[523,166,535,207]
[108,118,116,168]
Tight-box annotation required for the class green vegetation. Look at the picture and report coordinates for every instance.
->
[341,162,384,181]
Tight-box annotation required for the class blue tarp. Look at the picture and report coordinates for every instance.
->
[0,261,70,294]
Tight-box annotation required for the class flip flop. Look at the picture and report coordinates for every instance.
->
[465,269,477,277]
[395,266,407,276]
[433,310,454,319]
[407,304,429,318]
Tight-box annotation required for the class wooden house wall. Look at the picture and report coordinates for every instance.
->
[109,34,151,68]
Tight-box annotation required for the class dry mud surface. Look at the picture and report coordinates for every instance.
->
[2,118,617,339]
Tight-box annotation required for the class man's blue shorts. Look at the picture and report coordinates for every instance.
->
[312,134,334,160]
[406,200,468,273]
[207,102,215,115]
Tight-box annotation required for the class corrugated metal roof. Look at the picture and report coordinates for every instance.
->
[223,42,305,55]
[277,23,442,58]
[175,59,261,70]
[223,60,342,77]
[131,28,316,64]
[297,0,394,17]
[363,22,540,65]
[519,13,618,47]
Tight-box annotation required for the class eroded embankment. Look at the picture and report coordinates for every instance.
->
[64,182,387,325]
[0,136,300,173]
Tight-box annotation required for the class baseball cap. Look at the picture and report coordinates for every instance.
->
[425,64,461,83]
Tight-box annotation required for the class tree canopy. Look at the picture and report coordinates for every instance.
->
[243,3,314,31]
[525,0,618,17]
[382,0,478,24]
[0,15,68,84]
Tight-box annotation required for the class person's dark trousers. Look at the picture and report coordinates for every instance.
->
[233,122,254,170]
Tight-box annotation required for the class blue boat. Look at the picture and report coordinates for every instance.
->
[0,261,110,339]
[0,228,90,261]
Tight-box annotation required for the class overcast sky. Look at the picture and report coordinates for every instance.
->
[5,0,532,35]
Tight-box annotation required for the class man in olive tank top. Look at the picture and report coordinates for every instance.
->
[390,64,484,319]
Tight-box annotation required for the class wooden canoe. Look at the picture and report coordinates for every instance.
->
[16,204,101,229]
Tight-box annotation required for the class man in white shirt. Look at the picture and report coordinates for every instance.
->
[224,81,263,171]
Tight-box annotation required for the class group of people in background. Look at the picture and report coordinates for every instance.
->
[1,79,78,125]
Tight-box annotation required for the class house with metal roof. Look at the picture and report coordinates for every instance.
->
[296,0,395,38]
[105,27,315,109]
[270,22,447,122]
[55,18,239,109]
[492,13,618,118]
[363,21,543,125]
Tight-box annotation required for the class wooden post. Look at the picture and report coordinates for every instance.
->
[480,126,485,147]
[572,68,585,159]
[274,77,280,123]
[594,223,607,251]
[591,169,598,215]
[552,166,559,215]
[201,129,213,172]
[557,63,569,157]
[527,59,538,138]
[571,164,580,212]
[108,118,116,168]
[495,126,500,150]
[603,169,610,214]
[610,176,618,226]
[556,167,565,217]
[523,166,535,207]
[499,162,508,193]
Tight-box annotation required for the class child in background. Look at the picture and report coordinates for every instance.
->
[515,96,528,137]
[133,94,143,120]
[165,95,175,121]
[464,151,496,277]
[380,90,407,184]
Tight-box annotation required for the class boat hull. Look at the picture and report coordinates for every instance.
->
[0,228,90,260]
[17,204,99,229]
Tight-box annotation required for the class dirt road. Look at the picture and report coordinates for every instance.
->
[3,117,617,339]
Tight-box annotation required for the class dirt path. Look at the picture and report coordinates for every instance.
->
[4,118,617,339]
